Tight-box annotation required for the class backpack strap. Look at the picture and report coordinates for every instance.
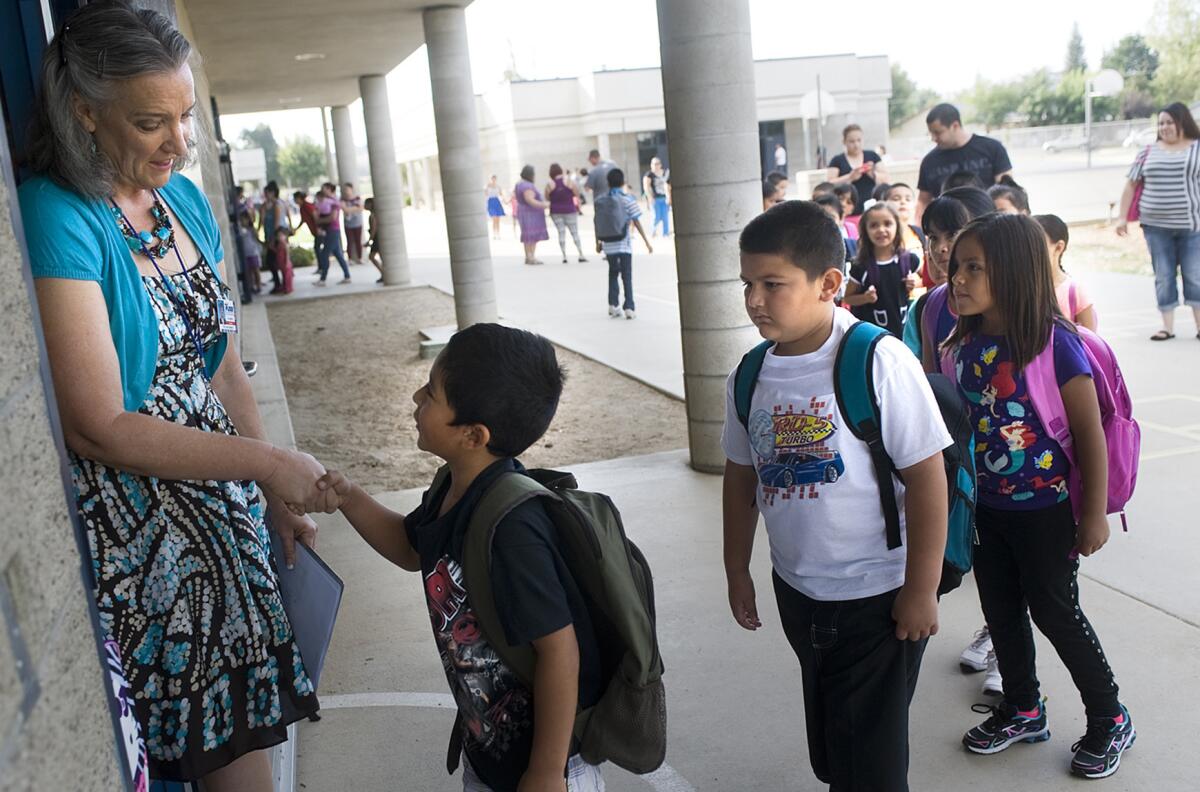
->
[733,340,774,431]
[922,284,950,371]
[834,322,903,551]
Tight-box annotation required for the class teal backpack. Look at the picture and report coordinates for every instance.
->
[433,466,667,776]
[733,322,977,595]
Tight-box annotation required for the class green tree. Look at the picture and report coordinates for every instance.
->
[1148,0,1200,103]
[888,63,938,129]
[237,123,281,183]
[277,137,327,190]
[1102,34,1159,89]
[1066,23,1088,72]
[967,77,1025,128]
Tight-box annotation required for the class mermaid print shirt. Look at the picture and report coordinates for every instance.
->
[955,331,1091,511]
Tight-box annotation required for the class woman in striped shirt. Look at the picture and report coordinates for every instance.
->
[1118,102,1200,341]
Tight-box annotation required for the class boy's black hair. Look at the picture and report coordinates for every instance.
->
[811,181,836,198]
[921,195,971,236]
[988,175,1030,214]
[872,182,892,202]
[293,190,307,201]
[438,323,565,458]
[939,186,996,219]
[814,193,843,219]
[762,179,780,199]
[607,167,626,188]
[832,183,855,201]
[765,170,788,186]
[926,103,961,127]
[588,148,601,159]
[739,200,845,280]
[940,170,985,193]
[885,182,914,200]
[264,180,279,197]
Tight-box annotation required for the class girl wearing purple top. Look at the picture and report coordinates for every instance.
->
[545,163,587,263]
[515,165,549,265]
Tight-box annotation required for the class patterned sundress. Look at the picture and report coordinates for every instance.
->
[71,260,318,781]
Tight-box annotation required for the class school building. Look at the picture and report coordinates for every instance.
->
[395,52,892,207]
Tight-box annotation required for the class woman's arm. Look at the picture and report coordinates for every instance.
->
[1115,180,1137,236]
[34,278,324,503]
[872,158,890,184]
[522,187,547,209]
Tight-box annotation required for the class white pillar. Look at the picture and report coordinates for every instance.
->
[596,133,611,160]
[360,74,410,285]
[421,157,436,211]
[320,106,336,183]
[331,104,358,188]
[657,0,761,472]
[423,4,497,329]
[404,161,417,207]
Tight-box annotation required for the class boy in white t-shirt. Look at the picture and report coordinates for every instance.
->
[722,200,951,792]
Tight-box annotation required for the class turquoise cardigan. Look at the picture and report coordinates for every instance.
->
[19,173,228,411]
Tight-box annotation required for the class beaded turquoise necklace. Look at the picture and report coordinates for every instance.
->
[110,192,176,258]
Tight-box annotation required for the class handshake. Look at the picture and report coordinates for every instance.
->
[262,447,354,516]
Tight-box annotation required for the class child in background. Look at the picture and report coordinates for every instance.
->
[833,184,860,241]
[725,200,950,792]
[811,181,836,200]
[843,203,919,336]
[989,176,1031,214]
[310,324,607,792]
[596,168,653,319]
[886,183,927,274]
[1034,213,1098,331]
[364,197,384,284]
[946,213,1134,779]
[237,210,262,294]
[814,193,858,264]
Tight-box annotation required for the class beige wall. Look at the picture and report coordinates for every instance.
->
[0,120,125,791]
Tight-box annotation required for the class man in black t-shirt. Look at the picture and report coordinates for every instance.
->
[916,103,1013,221]
[312,324,605,792]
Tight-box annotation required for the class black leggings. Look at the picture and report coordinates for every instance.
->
[974,501,1121,718]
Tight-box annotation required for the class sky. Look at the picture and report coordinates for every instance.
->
[222,0,1150,145]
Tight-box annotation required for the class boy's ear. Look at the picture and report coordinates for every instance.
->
[459,422,492,452]
[818,267,844,302]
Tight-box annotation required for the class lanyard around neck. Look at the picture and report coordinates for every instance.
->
[110,192,209,377]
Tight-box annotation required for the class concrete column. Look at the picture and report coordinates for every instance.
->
[421,156,437,211]
[404,161,417,207]
[360,75,410,284]
[331,105,358,188]
[656,0,761,472]
[320,107,336,183]
[423,4,497,329]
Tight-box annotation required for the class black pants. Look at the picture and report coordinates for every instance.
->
[606,253,634,310]
[974,501,1120,717]
[773,572,926,792]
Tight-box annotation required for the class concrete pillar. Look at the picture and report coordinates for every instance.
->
[597,133,611,160]
[656,0,761,473]
[423,4,497,329]
[404,161,417,207]
[331,104,358,188]
[320,107,336,184]
[360,75,410,284]
[421,157,436,211]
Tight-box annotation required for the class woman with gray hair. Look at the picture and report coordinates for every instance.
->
[20,3,323,788]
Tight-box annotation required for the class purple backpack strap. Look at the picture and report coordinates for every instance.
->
[923,284,950,371]
[1024,324,1088,522]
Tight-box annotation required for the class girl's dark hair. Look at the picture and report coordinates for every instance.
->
[548,163,563,179]
[921,196,971,236]
[814,193,843,219]
[1033,213,1070,271]
[940,186,996,219]
[264,180,279,198]
[811,181,836,197]
[855,203,904,268]
[940,170,985,192]
[832,183,855,201]
[872,182,892,202]
[988,175,1030,214]
[941,213,1068,371]
[1159,102,1200,141]
[519,164,535,181]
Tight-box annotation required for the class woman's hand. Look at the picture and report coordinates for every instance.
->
[269,507,318,569]
[1115,220,1129,237]
[261,447,326,509]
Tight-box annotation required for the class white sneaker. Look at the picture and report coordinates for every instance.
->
[982,651,1004,696]
[608,305,622,317]
[624,309,636,319]
[960,626,992,672]
[314,280,327,287]
[338,277,352,285]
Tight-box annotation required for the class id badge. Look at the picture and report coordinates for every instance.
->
[217,296,239,334]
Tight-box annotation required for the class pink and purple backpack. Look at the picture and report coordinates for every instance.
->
[943,323,1140,528]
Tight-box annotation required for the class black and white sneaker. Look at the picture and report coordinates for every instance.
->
[963,701,1050,755]
[1070,706,1135,779]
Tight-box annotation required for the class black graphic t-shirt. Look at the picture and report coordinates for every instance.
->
[849,251,920,337]
[405,458,602,792]
[917,134,1013,195]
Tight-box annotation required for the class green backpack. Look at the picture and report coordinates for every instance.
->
[434,466,667,776]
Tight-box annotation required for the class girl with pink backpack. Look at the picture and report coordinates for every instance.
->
[941,214,1137,779]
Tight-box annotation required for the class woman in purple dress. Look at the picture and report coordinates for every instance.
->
[515,165,549,265]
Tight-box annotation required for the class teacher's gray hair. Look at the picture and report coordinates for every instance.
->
[26,1,201,198]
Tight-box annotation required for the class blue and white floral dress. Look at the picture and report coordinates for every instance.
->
[70,261,317,781]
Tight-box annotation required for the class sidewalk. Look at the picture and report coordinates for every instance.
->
[252,208,1200,790]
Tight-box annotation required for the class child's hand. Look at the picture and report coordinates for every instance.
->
[904,273,917,295]
[309,470,353,514]
[727,570,761,630]
[1075,512,1111,557]
[517,768,566,792]
[864,285,878,303]
[646,242,654,254]
[892,585,939,641]
[595,241,602,254]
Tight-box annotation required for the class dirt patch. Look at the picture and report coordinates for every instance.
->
[268,288,688,493]
[1064,221,1151,277]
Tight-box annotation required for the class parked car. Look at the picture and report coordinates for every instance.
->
[1123,127,1157,148]
[1042,134,1090,153]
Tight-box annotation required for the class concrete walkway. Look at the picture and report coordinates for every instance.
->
[251,210,1200,790]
